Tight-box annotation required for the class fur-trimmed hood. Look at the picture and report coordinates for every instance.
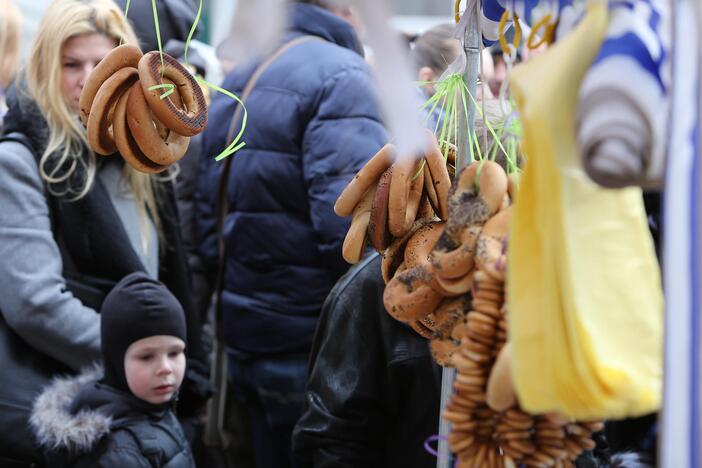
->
[30,365,110,454]
[30,365,171,456]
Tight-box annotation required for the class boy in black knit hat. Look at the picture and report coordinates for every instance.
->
[30,272,196,467]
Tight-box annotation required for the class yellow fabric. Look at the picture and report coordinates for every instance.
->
[507,1,663,419]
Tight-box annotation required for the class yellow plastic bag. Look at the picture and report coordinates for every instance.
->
[507,1,663,420]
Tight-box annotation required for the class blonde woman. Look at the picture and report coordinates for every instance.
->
[0,0,207,463]
[0,0,22,128]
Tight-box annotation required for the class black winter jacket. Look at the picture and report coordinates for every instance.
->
[30,367,194,467]
[292,254,442,468]
[196,3,387,358]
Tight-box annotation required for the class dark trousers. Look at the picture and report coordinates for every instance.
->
[228,352,308,468]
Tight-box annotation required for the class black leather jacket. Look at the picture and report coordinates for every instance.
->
[293,253,442,468]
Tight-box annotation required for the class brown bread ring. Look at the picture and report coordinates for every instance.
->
[450,160,509,224]
[388,155,425,237]
[342,186,375,264]
[410,319,435,339]
[155,77,184,140]
[431,337,459,367]
[126,81,190,165]
[404,221,444,268]
[383,264,442,323]
[433,269,474,296]
[368,167,392,251]
[425,296,467,339]
[380,218,432,283]
[422,129,452,219]
[335,143,395,216]
[431,225,481,279]
[486,343,516,412]
[79,44,143,125]
[113,88,168,174]
[138,51,208,136]
[475,207,512,282]
[86,67,139,155]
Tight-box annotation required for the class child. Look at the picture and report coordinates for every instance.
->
[30,272,195,467]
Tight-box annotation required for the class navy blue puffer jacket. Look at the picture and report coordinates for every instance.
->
[196,3,387,357]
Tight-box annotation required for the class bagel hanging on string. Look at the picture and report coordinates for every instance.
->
[138,51,208,137]
[86,66,140,155]
[126,80,190,166]
[113,85,168,174]
[79,44,143,125]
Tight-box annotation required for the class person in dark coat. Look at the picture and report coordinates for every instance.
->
[292,253,443,468]
[30,273,195,467]
[196,1,386,466]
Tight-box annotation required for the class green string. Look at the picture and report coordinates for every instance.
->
[151,0,165,80]
[198,77,248,161]
[183,0,203,67]
[147,83,175,100]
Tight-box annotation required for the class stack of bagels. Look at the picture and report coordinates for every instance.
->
[336,136,603,467]
[79,44,208,173]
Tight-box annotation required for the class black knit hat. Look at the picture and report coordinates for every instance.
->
[100,272,187,393]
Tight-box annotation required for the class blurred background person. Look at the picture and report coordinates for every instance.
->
[0,0,23,130]
[196,1,386,467]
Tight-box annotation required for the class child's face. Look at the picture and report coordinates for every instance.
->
[124,335,186,405]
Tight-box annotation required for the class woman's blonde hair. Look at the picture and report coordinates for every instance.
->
[0,0,23,90]
[26,0,166,251]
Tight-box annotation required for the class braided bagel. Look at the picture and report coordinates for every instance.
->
[335,143,395,217]
[113,85,168,174]
[79,44,143,125]
[430,225,481,280]
[383,264,442,323]
[380,218,433,283]
[126,80,190,165]
[138,51,208,137]
[404,221,444,269]
[86,66,139,155]
[449,161,509,226]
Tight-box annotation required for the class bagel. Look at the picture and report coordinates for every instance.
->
[138,51,208,137]
[383,264,442,323]
[426,296,469,339]
[448,160,508,226]
[432,269,474,296]
[410,319,435,339]
[342,186,376,264]
[380,218,432,283]
[113,86,168,173]
[403,221,444,268]
[368,167,392,251]
[388,154,425,237]
[126,80,190,165]
[422,129,451,219]
[79,44,143,125]
[430,225,481,280]
[335,143,395,216]
[86,66,139,155]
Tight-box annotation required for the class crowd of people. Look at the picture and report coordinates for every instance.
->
[0,0,655,467]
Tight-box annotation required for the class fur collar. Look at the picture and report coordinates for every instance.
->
[30,365,111,453]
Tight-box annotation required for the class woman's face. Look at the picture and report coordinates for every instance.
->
[60,33,116,114]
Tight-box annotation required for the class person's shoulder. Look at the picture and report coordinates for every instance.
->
[327,253,383,305]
